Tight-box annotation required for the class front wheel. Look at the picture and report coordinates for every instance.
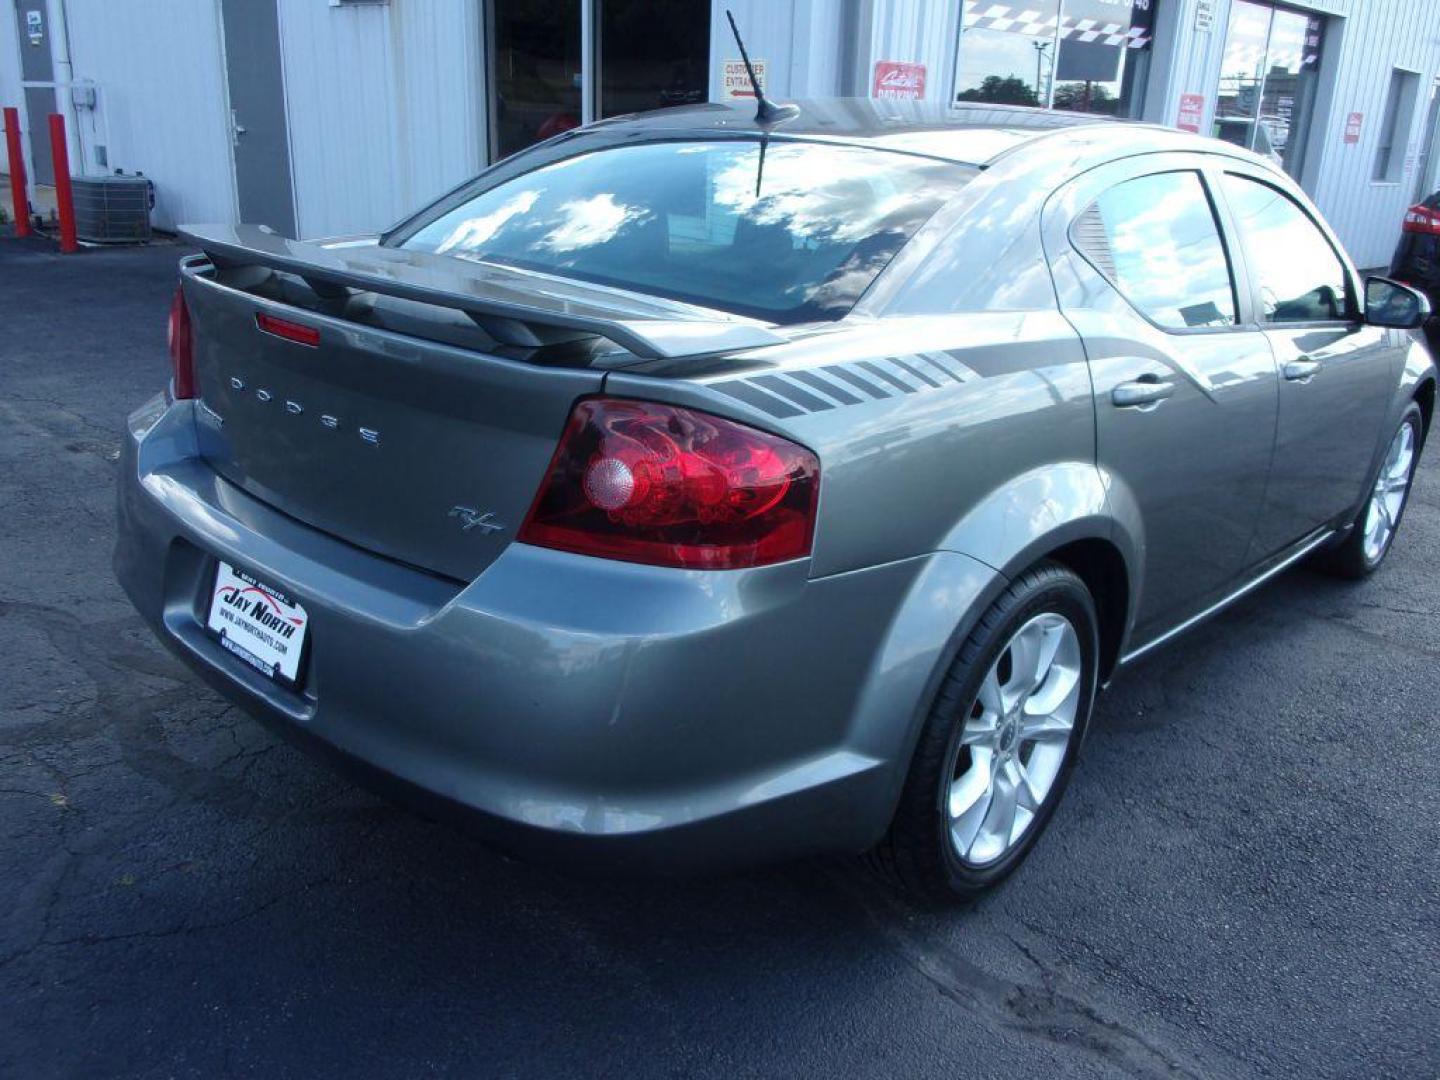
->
[1317,404,1424,579]
[870,562,1099,902]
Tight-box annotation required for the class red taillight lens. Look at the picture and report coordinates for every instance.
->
[167,286,196,400]
[519,398,820,570]
[255,312,321,346]
[1402,205,1440,235]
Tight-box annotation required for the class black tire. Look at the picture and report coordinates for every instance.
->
[869,561,1099,903]
[1315,403,1424,580]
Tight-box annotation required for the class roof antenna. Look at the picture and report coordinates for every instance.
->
[725,9,799,125]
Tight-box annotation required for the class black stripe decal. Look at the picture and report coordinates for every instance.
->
[941,350,981,380]
[790,369,862,405]
[752,374,835,413]
[826,365,892,399]
[888,355,942,388]
[918,352,966,383]
[713,380,804,418]
[859,360,917,394]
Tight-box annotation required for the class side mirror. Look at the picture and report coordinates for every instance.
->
[1365,276,1432,329]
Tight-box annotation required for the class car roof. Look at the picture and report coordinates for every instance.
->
[589,98,1218,168]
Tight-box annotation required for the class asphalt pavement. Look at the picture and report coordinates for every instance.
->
[1,236,1436,1079]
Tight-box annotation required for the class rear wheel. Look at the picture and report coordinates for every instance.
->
[1317,404,1423,579]
[871,562,1099,902]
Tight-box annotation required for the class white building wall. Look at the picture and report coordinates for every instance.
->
[5,0,1437,262]
[864,0,961,103]
[1305,1,1440,267]
[61,0,235,230]
[1141,0,1440,268]
[278,0,482,239]
[706,0,847,100]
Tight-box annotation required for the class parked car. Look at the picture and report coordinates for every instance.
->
[116,100,1434,901]
[1391,190,1440,352]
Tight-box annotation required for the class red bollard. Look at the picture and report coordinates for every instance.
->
[3,106,31,238]
[49,113,77,253]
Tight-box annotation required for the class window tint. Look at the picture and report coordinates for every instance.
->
[1221,174,1349,323]
[1083,172,1237,329]
[399,140,973,324]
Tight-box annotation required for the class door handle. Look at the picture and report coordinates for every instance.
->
[1111,379,1176,408]
[1283,356,1322,382]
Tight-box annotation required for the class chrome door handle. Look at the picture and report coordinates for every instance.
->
[1283,357,1322,382]
[1111,379,1175,408]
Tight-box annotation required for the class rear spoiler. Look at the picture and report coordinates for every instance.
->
[179,224,787,361]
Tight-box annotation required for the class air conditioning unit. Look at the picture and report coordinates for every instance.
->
[71,173,153,243]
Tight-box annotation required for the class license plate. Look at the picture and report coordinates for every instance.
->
[206,561,309,686]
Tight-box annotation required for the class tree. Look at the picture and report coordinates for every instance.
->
[1052,82,1118,115]
[956,75,1039,107]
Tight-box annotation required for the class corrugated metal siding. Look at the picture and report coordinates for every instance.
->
[1306,0,1440,267]
[278,0,482,239]
[708,1,960,103]
[61,0,236,230]
[1153,0,1440,268]
[707,0,845,99]
[864,0,960,102]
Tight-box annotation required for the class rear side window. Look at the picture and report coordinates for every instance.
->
[1220,174,1350,323]
[1077,172,1237,330]
[397,140,973,325]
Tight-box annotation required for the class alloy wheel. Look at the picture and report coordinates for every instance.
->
[1362,420,1417,563]
[947,612,1083,867]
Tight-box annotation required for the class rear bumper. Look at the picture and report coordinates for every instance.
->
[115,395,1000,871]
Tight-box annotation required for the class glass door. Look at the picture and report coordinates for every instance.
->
[490,0,583,161]
[488,0,711,162]
[1214,1,1326,182]
[598,0,709,120]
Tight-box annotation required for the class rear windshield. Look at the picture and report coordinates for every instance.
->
[398,140,973,324]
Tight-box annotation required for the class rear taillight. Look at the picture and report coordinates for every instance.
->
[519,398,819,570]
[1402,204,1440,236]
[167,286,196,400]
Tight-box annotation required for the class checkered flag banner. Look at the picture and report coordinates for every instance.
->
[962,3,1154,49]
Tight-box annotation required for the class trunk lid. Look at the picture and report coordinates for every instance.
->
[183,268,600,582]
[177,226,786,581]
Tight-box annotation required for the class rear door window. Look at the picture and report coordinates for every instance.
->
[1219,174,1350,323]
[1075,171,1238,330]
[398,140,974,325]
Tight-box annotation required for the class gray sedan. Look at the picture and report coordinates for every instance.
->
[115,99,1434,900]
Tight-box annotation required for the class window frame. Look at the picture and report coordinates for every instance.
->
[1212,165,1361,329]
[1066,166,1249,338]
[1374,67,1422,185]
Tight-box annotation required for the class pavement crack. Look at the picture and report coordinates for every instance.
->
[829,869,1210,1080]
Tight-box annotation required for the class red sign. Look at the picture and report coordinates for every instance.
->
[872,61,926,100]
[1176,93,1205,133]
[1344,112,1363,144]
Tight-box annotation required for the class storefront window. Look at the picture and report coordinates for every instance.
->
[490,1,710,161]
[599,0,710,120]
[1214,1,1326,181]
[491,0,583,160]
[953,0,1156,118]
